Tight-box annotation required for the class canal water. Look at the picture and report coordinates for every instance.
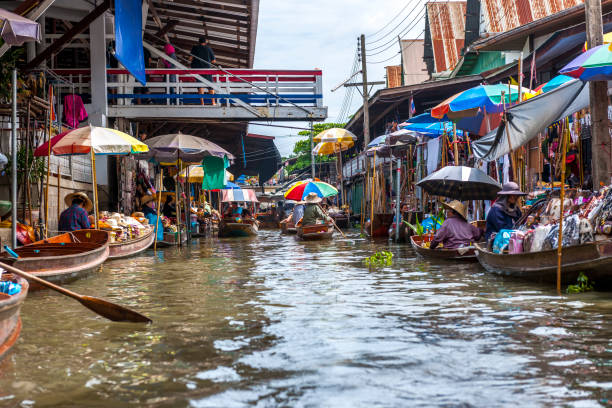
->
[0,230,610,407]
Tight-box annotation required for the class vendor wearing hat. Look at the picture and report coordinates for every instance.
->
[300,193,331,226]
[485,182,526,241]
[141,195,164,241]
[58,192,92,232]
[430,200,482,249]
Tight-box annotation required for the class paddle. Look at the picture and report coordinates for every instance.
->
[318,205,347,238]
[0,261,152,323]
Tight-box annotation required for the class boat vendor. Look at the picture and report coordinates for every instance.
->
[300,193,331,226]
[484,182,527,241]
[162,195,176,218]
[58,192,92,232]
[430,201,482,249]
[141,195,164,241]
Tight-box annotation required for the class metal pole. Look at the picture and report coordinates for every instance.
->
[11,69,17,248]
[360,34,371,148]
[310,120,315,178]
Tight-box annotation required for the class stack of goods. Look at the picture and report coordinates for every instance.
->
[98,212,153,243]
[491,185,612,254]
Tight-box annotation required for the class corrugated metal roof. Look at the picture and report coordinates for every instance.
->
[426,1,466,73]
[386,65,403,88]
[480,0,583,35]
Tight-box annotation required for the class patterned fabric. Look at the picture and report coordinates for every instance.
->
[431,216,482,249]
[58,204,91,232]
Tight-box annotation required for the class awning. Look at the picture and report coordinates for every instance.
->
[472,79,593,161]
[221,189,258,202]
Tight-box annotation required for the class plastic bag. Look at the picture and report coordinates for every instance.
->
[492,229,513,254]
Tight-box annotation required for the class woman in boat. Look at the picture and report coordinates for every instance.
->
[300,193,331,226]
[162,195,176,218]
[485,182,527,241]
[58,192,92,232]
[141,195,164,241]
[430,201,482,249]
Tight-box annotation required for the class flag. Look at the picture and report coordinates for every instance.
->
[410,96,416,115]
[509,76,518,86]
[48,85,56,122]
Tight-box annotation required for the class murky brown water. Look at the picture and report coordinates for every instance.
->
[0,230,610,407]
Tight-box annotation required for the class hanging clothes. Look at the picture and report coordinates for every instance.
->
[63,95,88,128]
[201,155,230,190]
[426,137,440,175]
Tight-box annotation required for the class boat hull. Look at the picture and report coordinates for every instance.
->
[219,221,258,237]
[410,235,478,261]
[108,229,155,259]
[297,224,334,240]
[0,230,110,291]
[0,275,28,360]
[280,221,297,234]
[365,213,394,237]
[475,241,612,286]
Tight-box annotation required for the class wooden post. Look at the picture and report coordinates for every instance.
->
[154,170,163,251]
[371,150,376,237]
[44,95,52,238]
[501,91,517,181]
[90,149,99,229]
[56,164,61,230]
[557,119,569,294]
[585,0,611,187]
[453,123,459,166]
[360,34,371,148]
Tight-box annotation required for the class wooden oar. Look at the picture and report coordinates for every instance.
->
[0,261,152,323]
[318,205,347,238]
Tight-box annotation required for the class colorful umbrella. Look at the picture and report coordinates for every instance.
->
[313,128,357,143]
[221,188,258,202]
[177,165,233,183]
[431,84,525,119]
[34,125,148,156]
[313,140,354,155]
[559,44,612,81]
[284,180,338,201]
[367,129,421,148]
[0,8,41,45]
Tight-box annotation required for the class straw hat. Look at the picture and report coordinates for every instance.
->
[141,195,155,206]
[497,182,527,196]
[441,200,468,221]
[64,192,93,212]
[303,192,322,204]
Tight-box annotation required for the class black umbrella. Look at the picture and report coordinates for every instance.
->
[417,165,501,201]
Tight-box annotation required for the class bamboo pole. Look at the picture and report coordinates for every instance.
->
[501,91,517,181]
[453,123,459,166]
[44,94,52,238]
[90,149,99,229]
[56,164,61,228]
[23,103,31,224]
[154,170,163,251]
[556,119,569,294]
[371,150,376,237]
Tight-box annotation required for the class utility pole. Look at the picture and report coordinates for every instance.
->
[310,120,315,178]
[360,34,371,149]
[585,0,611,187]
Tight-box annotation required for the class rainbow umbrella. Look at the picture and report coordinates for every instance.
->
[534,75,574,94]
[284,180,338,201]
[559,44,612,81]
[34,125,148,156]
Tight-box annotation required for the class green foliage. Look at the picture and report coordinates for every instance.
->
[285,122,346,174]
[566,272,594,293]
[403,214,423,236]
[363,251,393,268]
[5,144,46,182]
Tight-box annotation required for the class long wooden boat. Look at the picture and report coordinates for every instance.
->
[365,213,394,237]
[0,229,110,291]
[280,220,297,234]
[475,240,612,287]
[219,219,259,237]
[410,235,478,261]
[296,223,334,240]
[108,228,155,259]
[256,214,280,229]
[0,275,28,360]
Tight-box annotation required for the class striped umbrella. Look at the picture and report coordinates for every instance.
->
[559,43,612,81]
[416,165,501,201]
[284,180,338,201]
[221,188,258,202]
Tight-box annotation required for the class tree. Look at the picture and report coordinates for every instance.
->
[285,123,346,174]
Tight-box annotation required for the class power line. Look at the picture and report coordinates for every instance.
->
[366,0,413,43]
[365,3,426,51]
[366,6,426,57]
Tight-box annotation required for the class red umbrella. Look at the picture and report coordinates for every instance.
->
[33,130,70,157]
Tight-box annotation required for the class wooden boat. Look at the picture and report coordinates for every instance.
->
[256,214,280,229]
[0,275,28,361]
[219,219,259,237]
[329,212,350,229]
[0,230,110,291]
[296,223,334,240]
[475,240,612,287]
[410,235,478,261]
[155,229,188,247]
[365,213,394,237]
[108,227,155,259]
[280,220,297,234]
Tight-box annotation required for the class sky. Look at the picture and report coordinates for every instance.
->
[250,0,426,157]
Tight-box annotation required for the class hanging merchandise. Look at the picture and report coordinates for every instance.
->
[201,155,230,190]
[426,137,440,175]
[63,95,88,128]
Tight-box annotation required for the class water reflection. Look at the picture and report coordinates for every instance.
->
[0,231,609,407]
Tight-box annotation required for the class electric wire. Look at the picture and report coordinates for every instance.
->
[366,6,426,57]
[365,0,423,46]
[365,3,426,51]
[365,0,413,42]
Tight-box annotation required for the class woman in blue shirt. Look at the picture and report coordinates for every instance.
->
[485,182,526,241]
[141,195,164,241]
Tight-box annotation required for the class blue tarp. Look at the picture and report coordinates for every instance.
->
[115,0,146,86]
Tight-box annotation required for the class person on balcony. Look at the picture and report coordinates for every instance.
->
[163,43,178,105]
[189,36,217,106]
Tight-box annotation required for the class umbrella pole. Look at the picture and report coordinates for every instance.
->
[90,149,99,229]
[371,150,376,237]
[177,161,182,246]
[556,119,569,294]
[154,170,162,251]
[56,164,61,230]
[453,123,459,166]
[395,158,401,241]
[501,91,517,181]
[339,143,344,208]
[186,166,191,243]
